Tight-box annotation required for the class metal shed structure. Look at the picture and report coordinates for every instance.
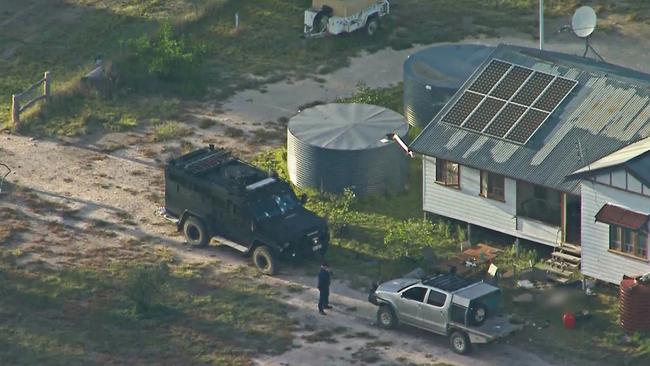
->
[287,103,409,196]
[403,44,493,129]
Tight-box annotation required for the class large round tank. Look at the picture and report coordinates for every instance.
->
[620,277,650,332]
[403,44,494,129]
[287,103,409,196]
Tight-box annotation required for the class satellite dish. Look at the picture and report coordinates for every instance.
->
[572,6,597,38]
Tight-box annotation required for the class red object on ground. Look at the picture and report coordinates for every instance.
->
[620,277,650,332]
[562,312,576,329]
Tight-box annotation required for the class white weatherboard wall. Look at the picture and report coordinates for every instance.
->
[422,157,558,246]
[581,180,650,284]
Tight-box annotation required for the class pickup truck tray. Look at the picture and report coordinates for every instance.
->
[450,315,522,344]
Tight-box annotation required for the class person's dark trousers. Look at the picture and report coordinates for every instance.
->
[318,288,329,312]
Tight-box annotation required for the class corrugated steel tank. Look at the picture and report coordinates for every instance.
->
[287,103,409,196]
[403,44,493,129]
[619,277,650,332]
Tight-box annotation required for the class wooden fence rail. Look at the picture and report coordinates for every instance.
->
[11,71,50,127]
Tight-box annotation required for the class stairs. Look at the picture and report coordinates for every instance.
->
[546,239,581,283]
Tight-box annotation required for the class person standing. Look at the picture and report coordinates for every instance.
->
[317,262,332,315]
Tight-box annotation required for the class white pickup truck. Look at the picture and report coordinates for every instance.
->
[369,274,522,354]
[304,0,390,38]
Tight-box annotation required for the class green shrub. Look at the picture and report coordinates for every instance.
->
[124,263,170,313]
[338,82,404,114]
[129,22,205,81]
[384,219,459,260]
[322,188,356,235]
[151,121,192,142]
[251,147,289,180]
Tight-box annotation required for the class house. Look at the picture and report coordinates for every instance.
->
[409,44,650,284]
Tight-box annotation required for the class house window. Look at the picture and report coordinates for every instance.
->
[480,171,505,201]
[435,159,460,188]
[516,181,562,226]
[609,225,648,259]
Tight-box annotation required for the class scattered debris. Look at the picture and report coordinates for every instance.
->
[513,292,534,303]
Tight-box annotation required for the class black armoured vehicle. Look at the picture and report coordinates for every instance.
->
[161,145,329,274]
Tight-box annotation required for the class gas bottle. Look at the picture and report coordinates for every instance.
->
[563,312,576,329]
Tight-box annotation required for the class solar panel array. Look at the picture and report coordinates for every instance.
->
[441,59,578,144]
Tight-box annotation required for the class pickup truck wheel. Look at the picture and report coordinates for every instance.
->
[183,217,209,247]
[253,246,277,275]
[449,331,471,355]
[366,17,379,36]
[377,305,397,329]
[469,303,488,326]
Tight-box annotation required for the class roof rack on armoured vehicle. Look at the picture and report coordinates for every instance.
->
[168,144,273,191]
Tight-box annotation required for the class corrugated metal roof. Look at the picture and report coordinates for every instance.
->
[410,44,650,194]
[573,137,650,174]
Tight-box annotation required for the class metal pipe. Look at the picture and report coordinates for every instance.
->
[539,0,544,50]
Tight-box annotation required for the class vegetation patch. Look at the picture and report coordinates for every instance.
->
[0,253,295,365]
[151,121,192,142]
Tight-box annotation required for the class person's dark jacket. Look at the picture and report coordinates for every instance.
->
[318,268,331,290]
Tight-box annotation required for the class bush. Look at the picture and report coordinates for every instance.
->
[384,219,460,260]
[129,23,205,81]
[151,121,192,142]
[251,147,289,180]
[337,82,404,114]
[124,263,170,313]
[323,188,356,235]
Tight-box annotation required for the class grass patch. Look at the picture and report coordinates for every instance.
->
[0,253,294,365]
[151,121,192,142]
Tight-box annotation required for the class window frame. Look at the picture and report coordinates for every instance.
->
[480,170,506,202]
[426,289,448,308]
[435,159,460,189]
[401,286,427,303]
[609,224,648,260]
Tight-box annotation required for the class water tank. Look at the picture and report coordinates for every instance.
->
[403,44,494,129]
[287,103,409,196]
[619,277,650,332]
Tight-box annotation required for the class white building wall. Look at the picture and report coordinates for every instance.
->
[422,156,557,246]
[581,180,650,284]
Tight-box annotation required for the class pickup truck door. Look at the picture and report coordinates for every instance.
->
[396,286,428,326]
[418,289,449,334]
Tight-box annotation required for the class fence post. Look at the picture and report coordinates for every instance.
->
[235,12,239,29]
[11,94,20,127]
[43,71,50,100]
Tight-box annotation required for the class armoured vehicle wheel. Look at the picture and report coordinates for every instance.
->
[253,246,277,275]
[183,216,209,247]
[366,17,379,36]
[469,302,488,326]
[377,305,397,329]
[449,330,471,355]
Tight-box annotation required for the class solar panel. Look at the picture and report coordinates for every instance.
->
[441,58,577,145]
[467,60,511,94]
[511,72,555,106]
[533,77,577,112]
[441,91,484,126]
[463,97,505,132]
[484,103,527,137]
[490,66,533,100]
[506,109,550,143]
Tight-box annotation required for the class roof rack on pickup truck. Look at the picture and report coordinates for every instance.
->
[422,274,474,292]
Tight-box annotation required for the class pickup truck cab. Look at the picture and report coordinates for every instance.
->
[369,274,520,354]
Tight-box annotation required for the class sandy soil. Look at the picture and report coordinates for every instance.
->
[3,10,650,366]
